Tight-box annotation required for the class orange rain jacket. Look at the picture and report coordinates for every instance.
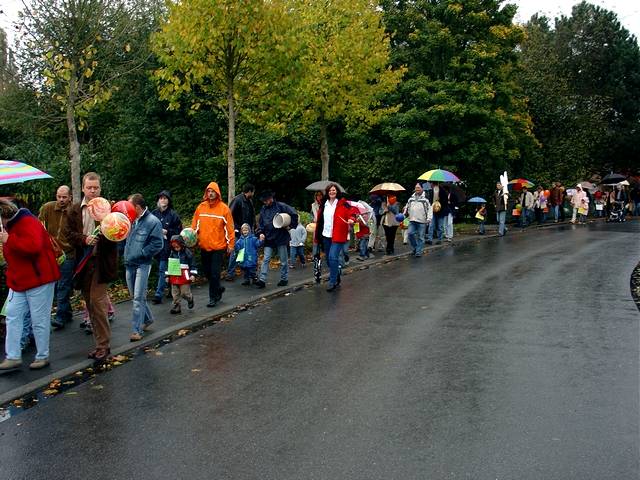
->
[191,182,235,252]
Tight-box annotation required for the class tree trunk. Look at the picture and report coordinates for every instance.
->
[227,88,236,204]
[320,123,330,181]
[66,75,81,203]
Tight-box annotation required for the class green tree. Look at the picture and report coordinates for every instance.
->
[152,0,297,202]
[553,2,640,174]
[16,0,161,201]
[379,0,539,195]
[280,0,405,180]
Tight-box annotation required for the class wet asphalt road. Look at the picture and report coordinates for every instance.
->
[0,221,639,480]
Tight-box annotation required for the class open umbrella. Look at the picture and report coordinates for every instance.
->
[370,182,405,194]
[578,181,597,193]
[600,173,626,185]
[508,178,535,191]
[0,160,53,185]
[467,196,487,203]
[348,200,373,220]
[418,169,461,183]
[305,180,346,193]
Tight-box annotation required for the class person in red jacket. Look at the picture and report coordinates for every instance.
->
[0,200,60,371]
[314,184,357,292]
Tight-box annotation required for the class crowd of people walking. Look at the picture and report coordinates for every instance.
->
[0,173,638,372]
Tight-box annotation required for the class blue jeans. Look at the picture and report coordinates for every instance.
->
[21,312,32,350]
[260,244,289,282]
[408,221,426,254]
[154,258,168,299]
[520,208,532,227]
[477,220,485,234]
[427,215,444,242]
[4,282,55,361]
[322,237,343,287]
[125,263,154,335]
[55,255,75,324]
[445,213,453,239]
[358,237,369,257]
[552,205,560,221]
[496,211,506,236]
[226,244,238,277]
[290,246,305,265]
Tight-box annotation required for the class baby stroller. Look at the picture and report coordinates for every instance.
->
[607,201,626,222]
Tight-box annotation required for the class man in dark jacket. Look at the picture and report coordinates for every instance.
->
[151,190,182,303]
[65,172,118,362]
[255,191,298,288]
[224,183,255,281]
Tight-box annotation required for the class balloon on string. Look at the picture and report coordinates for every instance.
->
[111,200,137,223]
[100,212,131,242]
[87,197,112,222]
[180,227,198,248]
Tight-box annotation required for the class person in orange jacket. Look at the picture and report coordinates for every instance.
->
[192,182,234,307]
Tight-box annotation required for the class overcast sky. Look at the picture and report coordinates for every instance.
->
[2,0,639,47]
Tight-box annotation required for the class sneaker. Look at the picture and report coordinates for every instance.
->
[206,300,217,308]
[356,256,365,261]
[187,297,194,309]
[143,321,153,331]
[170,305,181,314]
[84,323,93,335]
[130,333,143,342]
[107,312,115,323]
[241,280,250,286]
[29,358,50,370]
[255,280,266,289]
[0,358,22,371]
[288,264,295,269]
[79,320,90,329]
[224,275,235,282]
[151,296,162,305]
[277,280,288,287]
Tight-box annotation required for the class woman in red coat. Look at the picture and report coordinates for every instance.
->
[314,184,356,292]
[0,200,60,371]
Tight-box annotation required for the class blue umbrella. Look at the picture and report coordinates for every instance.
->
[467,196,487,203]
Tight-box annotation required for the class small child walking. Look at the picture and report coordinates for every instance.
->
[355,213,371,261]
[166,235,197,314]
[235,223,263,285]
[475,203,487,235]
[289,221,307,268]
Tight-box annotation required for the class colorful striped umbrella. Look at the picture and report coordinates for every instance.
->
[508,178,535,190]
[417,169,461,183]
[0,160,52,185]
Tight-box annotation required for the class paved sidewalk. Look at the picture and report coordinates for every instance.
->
[0,219,586,405]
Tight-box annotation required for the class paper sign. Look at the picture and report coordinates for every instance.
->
[353,223,360,233]
[577,207,587,215]
[168,258,181,276]
[596,204,604,211]
[475,212,485,220]
[236,248,245,263]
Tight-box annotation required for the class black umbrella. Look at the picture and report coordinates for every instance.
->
[600,173,626,185]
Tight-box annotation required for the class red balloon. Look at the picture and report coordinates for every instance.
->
[544,189,550,198]
[111,200,137,223]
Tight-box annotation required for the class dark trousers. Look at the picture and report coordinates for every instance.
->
[201,249,225,301]
[383,225,398,254]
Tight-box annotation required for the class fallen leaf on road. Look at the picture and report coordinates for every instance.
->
[91,385,104,390]
[155,351,163,356]
[65,392,78,396]
[191,368,201,373]
[12,399,23,407]
[63,381,75,386]
[43,389,58,396]
[177,329,189,336]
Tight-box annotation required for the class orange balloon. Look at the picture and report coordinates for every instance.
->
[544,190,550,197]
